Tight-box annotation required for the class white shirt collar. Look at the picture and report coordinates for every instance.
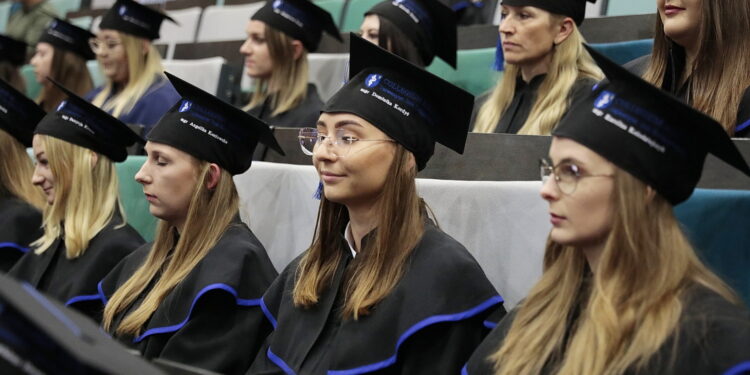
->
[344,222,357,258]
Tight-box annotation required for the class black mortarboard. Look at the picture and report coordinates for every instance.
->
[322,34,474,171]
[0,79,45,147]
[553,45,750,205]
[99,0,176,40]
[502,0,596,26]
[251,0,343,52]
[0,274,165,375]
[366,0,457,67]
[0,34,27,66]
[147,72,285,175]
[38,18,96,60]
[35,79,144,162]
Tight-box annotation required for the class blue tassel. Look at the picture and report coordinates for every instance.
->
[313,181,323,200]
[493,37,505,71]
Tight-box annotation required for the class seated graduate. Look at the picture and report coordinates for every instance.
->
[8,80,145,320]
[472,0,602,135]
[0,34,28,93]
[241,0,342,127]
[0,79,45,272]
[625,0,750,137]
[98,72,283,375]
[464,46,750,375]
[86,0,180,134]
[30,19,96,112]
[359,0,457,68]
[248,35,505,375]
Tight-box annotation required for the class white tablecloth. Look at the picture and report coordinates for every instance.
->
[234,162,551,308]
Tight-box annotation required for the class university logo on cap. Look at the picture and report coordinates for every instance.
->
[365,74,383,88]
[594,91,615,110]
[99,0,176,40]
[178,100,192,113]
[251,0,342,52]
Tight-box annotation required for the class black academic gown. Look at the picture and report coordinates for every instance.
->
[98,221,278,375]
[463,284,750,374]
[0,196,42,272]
[249,223,505,375]
[471,75,596,134]
[247,84,324,128]
[624,52,750,137]
[7,212,144,320]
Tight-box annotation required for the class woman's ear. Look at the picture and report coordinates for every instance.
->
[89,150,99,168]
[554,17,575,46]
[141,39,150,56]
[406,152,417,171]
[645,185,656,203]
[291,40,304,61]
[205,163,222,190]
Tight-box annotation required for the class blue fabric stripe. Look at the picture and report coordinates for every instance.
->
[451,1,470,11]
[327,295,504,375]
[260,296,277,329]
[736,118,750,133]
[132,283,262,343]
[21,283,82,338]
[0,242,30,253]
[97,280,109,305]
[461,364,469,375]
[724,361,750,375]
[483,320,497,329]
[65,294,105,306]
[267,348,296,375]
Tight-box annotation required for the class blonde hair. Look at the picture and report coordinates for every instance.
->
[32,135,125,259]
[489,168,737,375]
[642,0,750,134]
[244,25,310,117]
[473,20,602,135]
[102,161,240,336]
[36,46,94,112]
[0,130,45,209]
[293,146,426,319]
[91,32,165,119]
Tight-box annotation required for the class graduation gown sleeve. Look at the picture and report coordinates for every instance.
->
[0,197,42,272]
[249,224,505,375]
[99,222,278,375]
[7,215,144,321]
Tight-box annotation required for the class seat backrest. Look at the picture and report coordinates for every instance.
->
[20,65,41,100]
[307,52,348,101]
[162,56,227,94]
[590,38,654,65]
[340,0,381,32]
[426,47,499,96]
[313,0,344,27]
[0,2,13,33]
[48,0,83,17]
[86,60,106,87]
[157,6,203,44]
[68,15,93,30]
[115,156,157,241]
[196,3,264,42]
[90,0,115,10]
[606,0,655,16]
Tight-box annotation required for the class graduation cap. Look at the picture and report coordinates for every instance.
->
[35,78,145,162]
[322,34,474,171]
[366,0,458,67]
[0,79,46,147]
[0,274,164,374]
[147,72,285,175]
[552,44,750,205]
[99,0,176,40]
[251,0,343,52]
[0,34,27,66]
[38,18,96,60]
[502,0,596,25]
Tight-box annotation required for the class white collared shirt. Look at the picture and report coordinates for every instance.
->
[343,222,357,258]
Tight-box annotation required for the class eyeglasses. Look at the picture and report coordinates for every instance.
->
[298,127,396,157]
[539,158,613,195]
[88,38,122,54]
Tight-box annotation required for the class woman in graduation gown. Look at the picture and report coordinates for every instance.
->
[464,46,750,375]
[0,34,28,92]
[625,0,750,137]
[359,0,457,68]
[30,19,95,112]
[472,0,602,135]
[240,0,342,128]
[0,79,45,272]
[86,0,180,134]
[248,35,504,375]
[98,73,283,375]
[8,80,145,320]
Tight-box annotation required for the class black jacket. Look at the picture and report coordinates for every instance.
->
[0,196,42,272]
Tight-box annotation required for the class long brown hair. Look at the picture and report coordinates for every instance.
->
[102,161,240,336]
[489,168,737,374]
[642,0,750,134]
[0,129,45,209]
[36,46,93,112]
[0,62,26,93]
[245,25,309,117]
[293,146,426,319]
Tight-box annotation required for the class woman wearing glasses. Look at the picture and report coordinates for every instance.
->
[85,0,179,134]
[30,19,95,112]
[248,36,503,375]
[463,47,750,374]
